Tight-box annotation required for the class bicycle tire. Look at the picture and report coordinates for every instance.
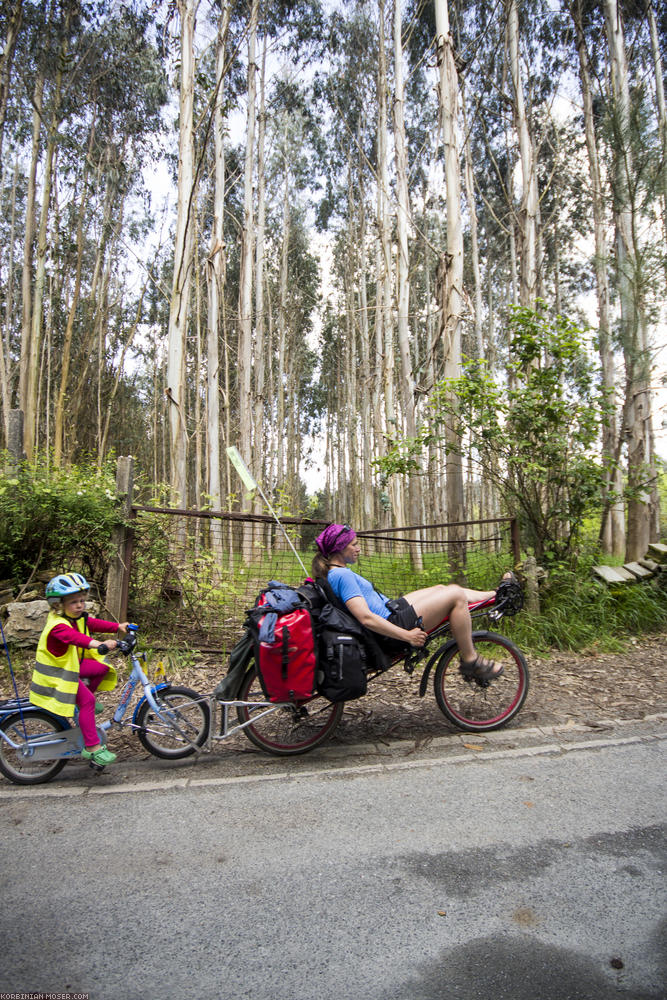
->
[0,710,68,785]
[135,685,210,759]
[433,630,529,732]
[236,665,344,756]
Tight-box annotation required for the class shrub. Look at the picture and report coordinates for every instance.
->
[0,456,121,586]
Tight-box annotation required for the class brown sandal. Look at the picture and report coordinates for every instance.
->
[459,655,504,682]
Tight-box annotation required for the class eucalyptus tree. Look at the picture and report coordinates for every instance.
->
[602,0,661,559]
[205,0,232,547]
[571,0,624,557]
[166,0,198,513]
[0,0,166,467]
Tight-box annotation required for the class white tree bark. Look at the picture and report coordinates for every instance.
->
[206,1,230,553]
[645,0,667,262]
[506,0,538,308]
[376,1,398,523]
[573,0,624,557]
[166,0,197,509]
[435,0,465,563]
[252,28,267,536]
[393,0,421,555]
[237,0,257,558]
[603,0,655,559]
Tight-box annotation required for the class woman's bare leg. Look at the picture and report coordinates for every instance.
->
[405,583,502,673]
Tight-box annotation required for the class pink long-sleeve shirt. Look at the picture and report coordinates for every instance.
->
[46,617,120,657]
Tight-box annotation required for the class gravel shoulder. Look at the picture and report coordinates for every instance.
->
[127,632,667,750]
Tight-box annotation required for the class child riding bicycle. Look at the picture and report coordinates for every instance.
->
[29,572,129,766]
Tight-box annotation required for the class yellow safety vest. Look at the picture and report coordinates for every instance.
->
[29,611,118,718]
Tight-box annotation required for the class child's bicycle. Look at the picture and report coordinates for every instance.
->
[0,624,210,786]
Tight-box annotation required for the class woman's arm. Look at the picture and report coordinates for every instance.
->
[344,596,427,648]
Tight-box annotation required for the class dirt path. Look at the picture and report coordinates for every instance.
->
[135,632,667,751]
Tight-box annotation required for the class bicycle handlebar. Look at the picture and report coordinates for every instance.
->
[98,625,139,657]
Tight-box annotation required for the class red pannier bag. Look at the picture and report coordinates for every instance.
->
[246,584,318,703]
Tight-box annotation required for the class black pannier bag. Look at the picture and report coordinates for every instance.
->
[316,602,369,702]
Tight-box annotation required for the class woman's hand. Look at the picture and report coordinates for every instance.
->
[117,621,130,635]
[406,627,428,648]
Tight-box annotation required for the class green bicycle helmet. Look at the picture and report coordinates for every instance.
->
[45,572,90,606]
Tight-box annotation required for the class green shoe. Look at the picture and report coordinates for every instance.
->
[81,745,117,766]
[94,701,105,715]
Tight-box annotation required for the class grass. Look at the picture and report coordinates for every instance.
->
[502,571,667,654]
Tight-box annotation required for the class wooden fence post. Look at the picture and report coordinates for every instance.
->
[523,553,540,614]
[105,456,135,622]
[510,517,521,565]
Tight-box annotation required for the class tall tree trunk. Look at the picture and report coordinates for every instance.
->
[377,0,399,524]
[506,0,538,309]
[354,151,373,529]
[253,28,267,535]
[573,0,624,557]
[54,118,95,467]
[0,1,22,168]
[166,0,197,510]
[461,83,483,358]
[25,40,66,460]
[0,157,18,441]
[645,0,666,259]
[237,0,257,557]
[604,0,655,560]
[206,0,229,555]
[18,72,43,448]
[435,0,465,573]
[277,160,289,499]
[393,0,420,550]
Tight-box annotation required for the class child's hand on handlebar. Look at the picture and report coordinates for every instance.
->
[93,638,119,652]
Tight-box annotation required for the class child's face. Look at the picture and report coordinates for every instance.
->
[62,593,87,618]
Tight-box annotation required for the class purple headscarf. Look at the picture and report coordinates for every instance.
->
[315,523,356,557]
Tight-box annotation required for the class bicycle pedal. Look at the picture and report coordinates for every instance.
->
[87,761,106,775]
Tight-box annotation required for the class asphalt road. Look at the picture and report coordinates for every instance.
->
[0,718,665,1000]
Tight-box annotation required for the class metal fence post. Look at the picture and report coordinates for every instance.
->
[105,456,134,622]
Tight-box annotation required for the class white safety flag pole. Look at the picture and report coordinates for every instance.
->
[226,447,308,576]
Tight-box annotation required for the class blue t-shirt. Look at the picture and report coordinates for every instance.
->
[327,567,390,619]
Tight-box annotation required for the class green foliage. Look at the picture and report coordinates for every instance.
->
[379,304,612,565]
[505,566,667,655]
[0,457,121,584]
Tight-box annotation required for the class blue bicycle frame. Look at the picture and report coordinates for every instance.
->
[0,627,200,762]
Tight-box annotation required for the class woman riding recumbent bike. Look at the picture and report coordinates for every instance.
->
[232,542,528,753]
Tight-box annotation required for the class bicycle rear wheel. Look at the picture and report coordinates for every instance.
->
[136,685,210,759]
[236,666,343,756]
[0,710,68,785]
[433,631,529,732]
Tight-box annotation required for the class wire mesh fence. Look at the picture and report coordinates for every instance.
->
[126,508,519,653]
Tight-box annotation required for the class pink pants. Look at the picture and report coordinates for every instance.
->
[76,659,109,747]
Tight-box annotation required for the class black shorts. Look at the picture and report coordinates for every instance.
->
[381,597,419,655]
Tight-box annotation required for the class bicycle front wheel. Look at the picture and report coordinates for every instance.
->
[136,685,210,759]
[0,710,68,785]
[236,666,344,756]
[433,631,529,732]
